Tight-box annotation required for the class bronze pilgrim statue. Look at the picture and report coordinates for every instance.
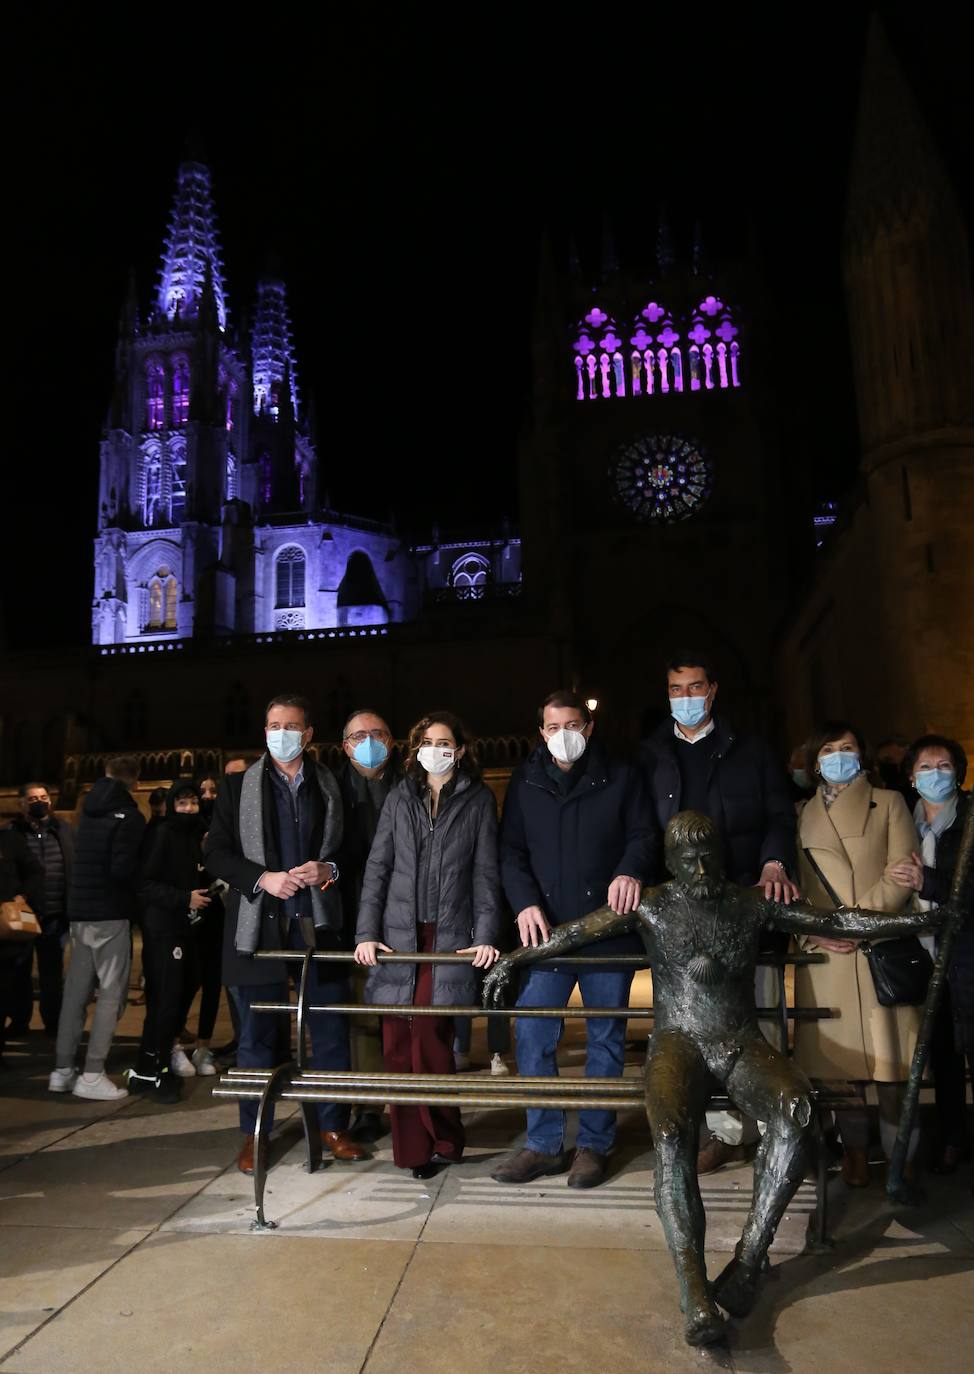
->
[484,811,940,1346]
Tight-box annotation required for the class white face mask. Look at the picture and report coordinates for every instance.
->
[417,746,457,776]
[547,729,588,765]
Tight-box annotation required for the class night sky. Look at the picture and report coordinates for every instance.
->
[6,3,969,650]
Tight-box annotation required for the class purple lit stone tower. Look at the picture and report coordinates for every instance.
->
[91,159,519,648]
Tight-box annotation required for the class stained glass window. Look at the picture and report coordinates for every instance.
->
[610,434,713,524]
[275,547,306,608]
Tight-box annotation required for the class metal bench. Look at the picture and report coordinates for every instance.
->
[214,948,858,1238]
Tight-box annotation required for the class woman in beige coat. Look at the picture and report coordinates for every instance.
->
[793,721,921,1186]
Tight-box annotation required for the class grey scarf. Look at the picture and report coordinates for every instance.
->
[235,756,343,954]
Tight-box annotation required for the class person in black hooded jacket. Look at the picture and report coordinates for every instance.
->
[51,755,145,1100]
[130,780,212,1101]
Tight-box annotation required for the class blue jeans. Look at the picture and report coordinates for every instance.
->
[514,966,634,1154]
[230,941,351,1135]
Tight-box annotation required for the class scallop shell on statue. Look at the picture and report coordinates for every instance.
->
[687,953,722,985]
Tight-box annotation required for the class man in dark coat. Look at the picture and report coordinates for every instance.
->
[51,755,145,1100]
[203,692,370,1174]
[0,829,43,1066]
[6,782,74,1035]
[335,707,401,1140]
[638,649,799,1171]
[492,689,656,1189]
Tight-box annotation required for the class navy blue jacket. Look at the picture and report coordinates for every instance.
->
[638,715,796,885]
[500,740,657,954]
[67,778,146,923]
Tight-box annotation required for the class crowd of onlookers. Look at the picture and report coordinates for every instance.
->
[1,649,970,1191]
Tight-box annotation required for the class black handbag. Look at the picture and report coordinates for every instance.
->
[803,848,933,1007]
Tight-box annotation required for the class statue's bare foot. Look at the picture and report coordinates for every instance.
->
[713,1251,762,1318]
[684,1300,728,1347]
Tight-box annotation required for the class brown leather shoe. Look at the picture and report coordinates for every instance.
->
[237,1135,269,1176]
[697,1134,738,1175]
[841,1146,870,1187]
[491,1147,571,1184]
[321,1130,371,1162]
[567,1147,608,1189]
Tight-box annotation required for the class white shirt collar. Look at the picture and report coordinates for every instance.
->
[674,718,715,745]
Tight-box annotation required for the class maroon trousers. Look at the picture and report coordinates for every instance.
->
[382,923,465,1169]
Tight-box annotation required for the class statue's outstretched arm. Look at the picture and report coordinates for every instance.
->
[767,897,941,941]
[483,902,641,1007]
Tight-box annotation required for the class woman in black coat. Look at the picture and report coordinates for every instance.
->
[889,735,973,1174]
[354,711,502,1177]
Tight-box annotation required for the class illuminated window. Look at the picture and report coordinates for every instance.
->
[165,576,178,629]
[146,359,166,430]
[572,296,741,399]
[451,553,490,599]
[226,453,237,500]
[275,547,305,608]
[171,355,190,424]
[148,579,163,628]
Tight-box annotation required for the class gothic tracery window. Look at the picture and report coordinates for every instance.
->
[146,359,166,430]
[450,553,490,599]
[275,546,306,608]
[171,355,190,425]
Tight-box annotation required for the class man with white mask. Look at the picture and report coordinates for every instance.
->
[493,690,656,1189]
[639,650,799,1173]
[204,693,370,1175]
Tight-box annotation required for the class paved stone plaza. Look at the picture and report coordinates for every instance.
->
[1,983,971,1374]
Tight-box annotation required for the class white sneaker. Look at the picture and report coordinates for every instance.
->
[171,1046,196,1077]
[490,1053,509,1076]
[191,1047,217,1076]
[49,1067,78,1093]
[72,1073,128,1101]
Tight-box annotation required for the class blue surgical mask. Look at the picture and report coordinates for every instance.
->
[671,695,710,729]
[266,728,304,764]
[792,768,811,790]
[353,736,389,770]
[914,769,956,803]
[818,751,861,785]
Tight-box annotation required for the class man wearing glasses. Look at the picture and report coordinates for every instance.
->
[336,709,401,1140]
[492,690,656,1189]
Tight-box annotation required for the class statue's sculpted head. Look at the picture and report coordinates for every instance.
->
[664,811,725,899]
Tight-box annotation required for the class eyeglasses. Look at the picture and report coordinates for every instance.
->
[915,763,954,773]
[345,729,391,744]
[541,721,586,736]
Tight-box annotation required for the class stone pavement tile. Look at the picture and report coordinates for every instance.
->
[0,1225,149,1362]
[0,1086,135,1164]
[362,1242,734,1374]
[161,1136,443,1240]
[728,1249,974,1373]
[42,1100,241,1155]
[421,1149,815,1255]
[1,1232,412,1374]
[0,1141,225,1231]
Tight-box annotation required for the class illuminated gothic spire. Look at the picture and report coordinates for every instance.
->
[251,276,299,419]
[156,161,228,330]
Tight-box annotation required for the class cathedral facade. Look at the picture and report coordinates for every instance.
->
[91,161,521,651]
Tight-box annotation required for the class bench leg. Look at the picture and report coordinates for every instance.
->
[806,1113,834,1252]
[301,1101,323,1174]
[250,1062,293,1231]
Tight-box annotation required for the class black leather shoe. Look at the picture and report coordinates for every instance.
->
[411,1163,443,1180]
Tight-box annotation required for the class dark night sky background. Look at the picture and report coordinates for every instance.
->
[4,3,970,651]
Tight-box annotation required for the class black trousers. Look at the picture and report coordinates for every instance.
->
[179,905,224,1042]
[137,913,192,1078]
